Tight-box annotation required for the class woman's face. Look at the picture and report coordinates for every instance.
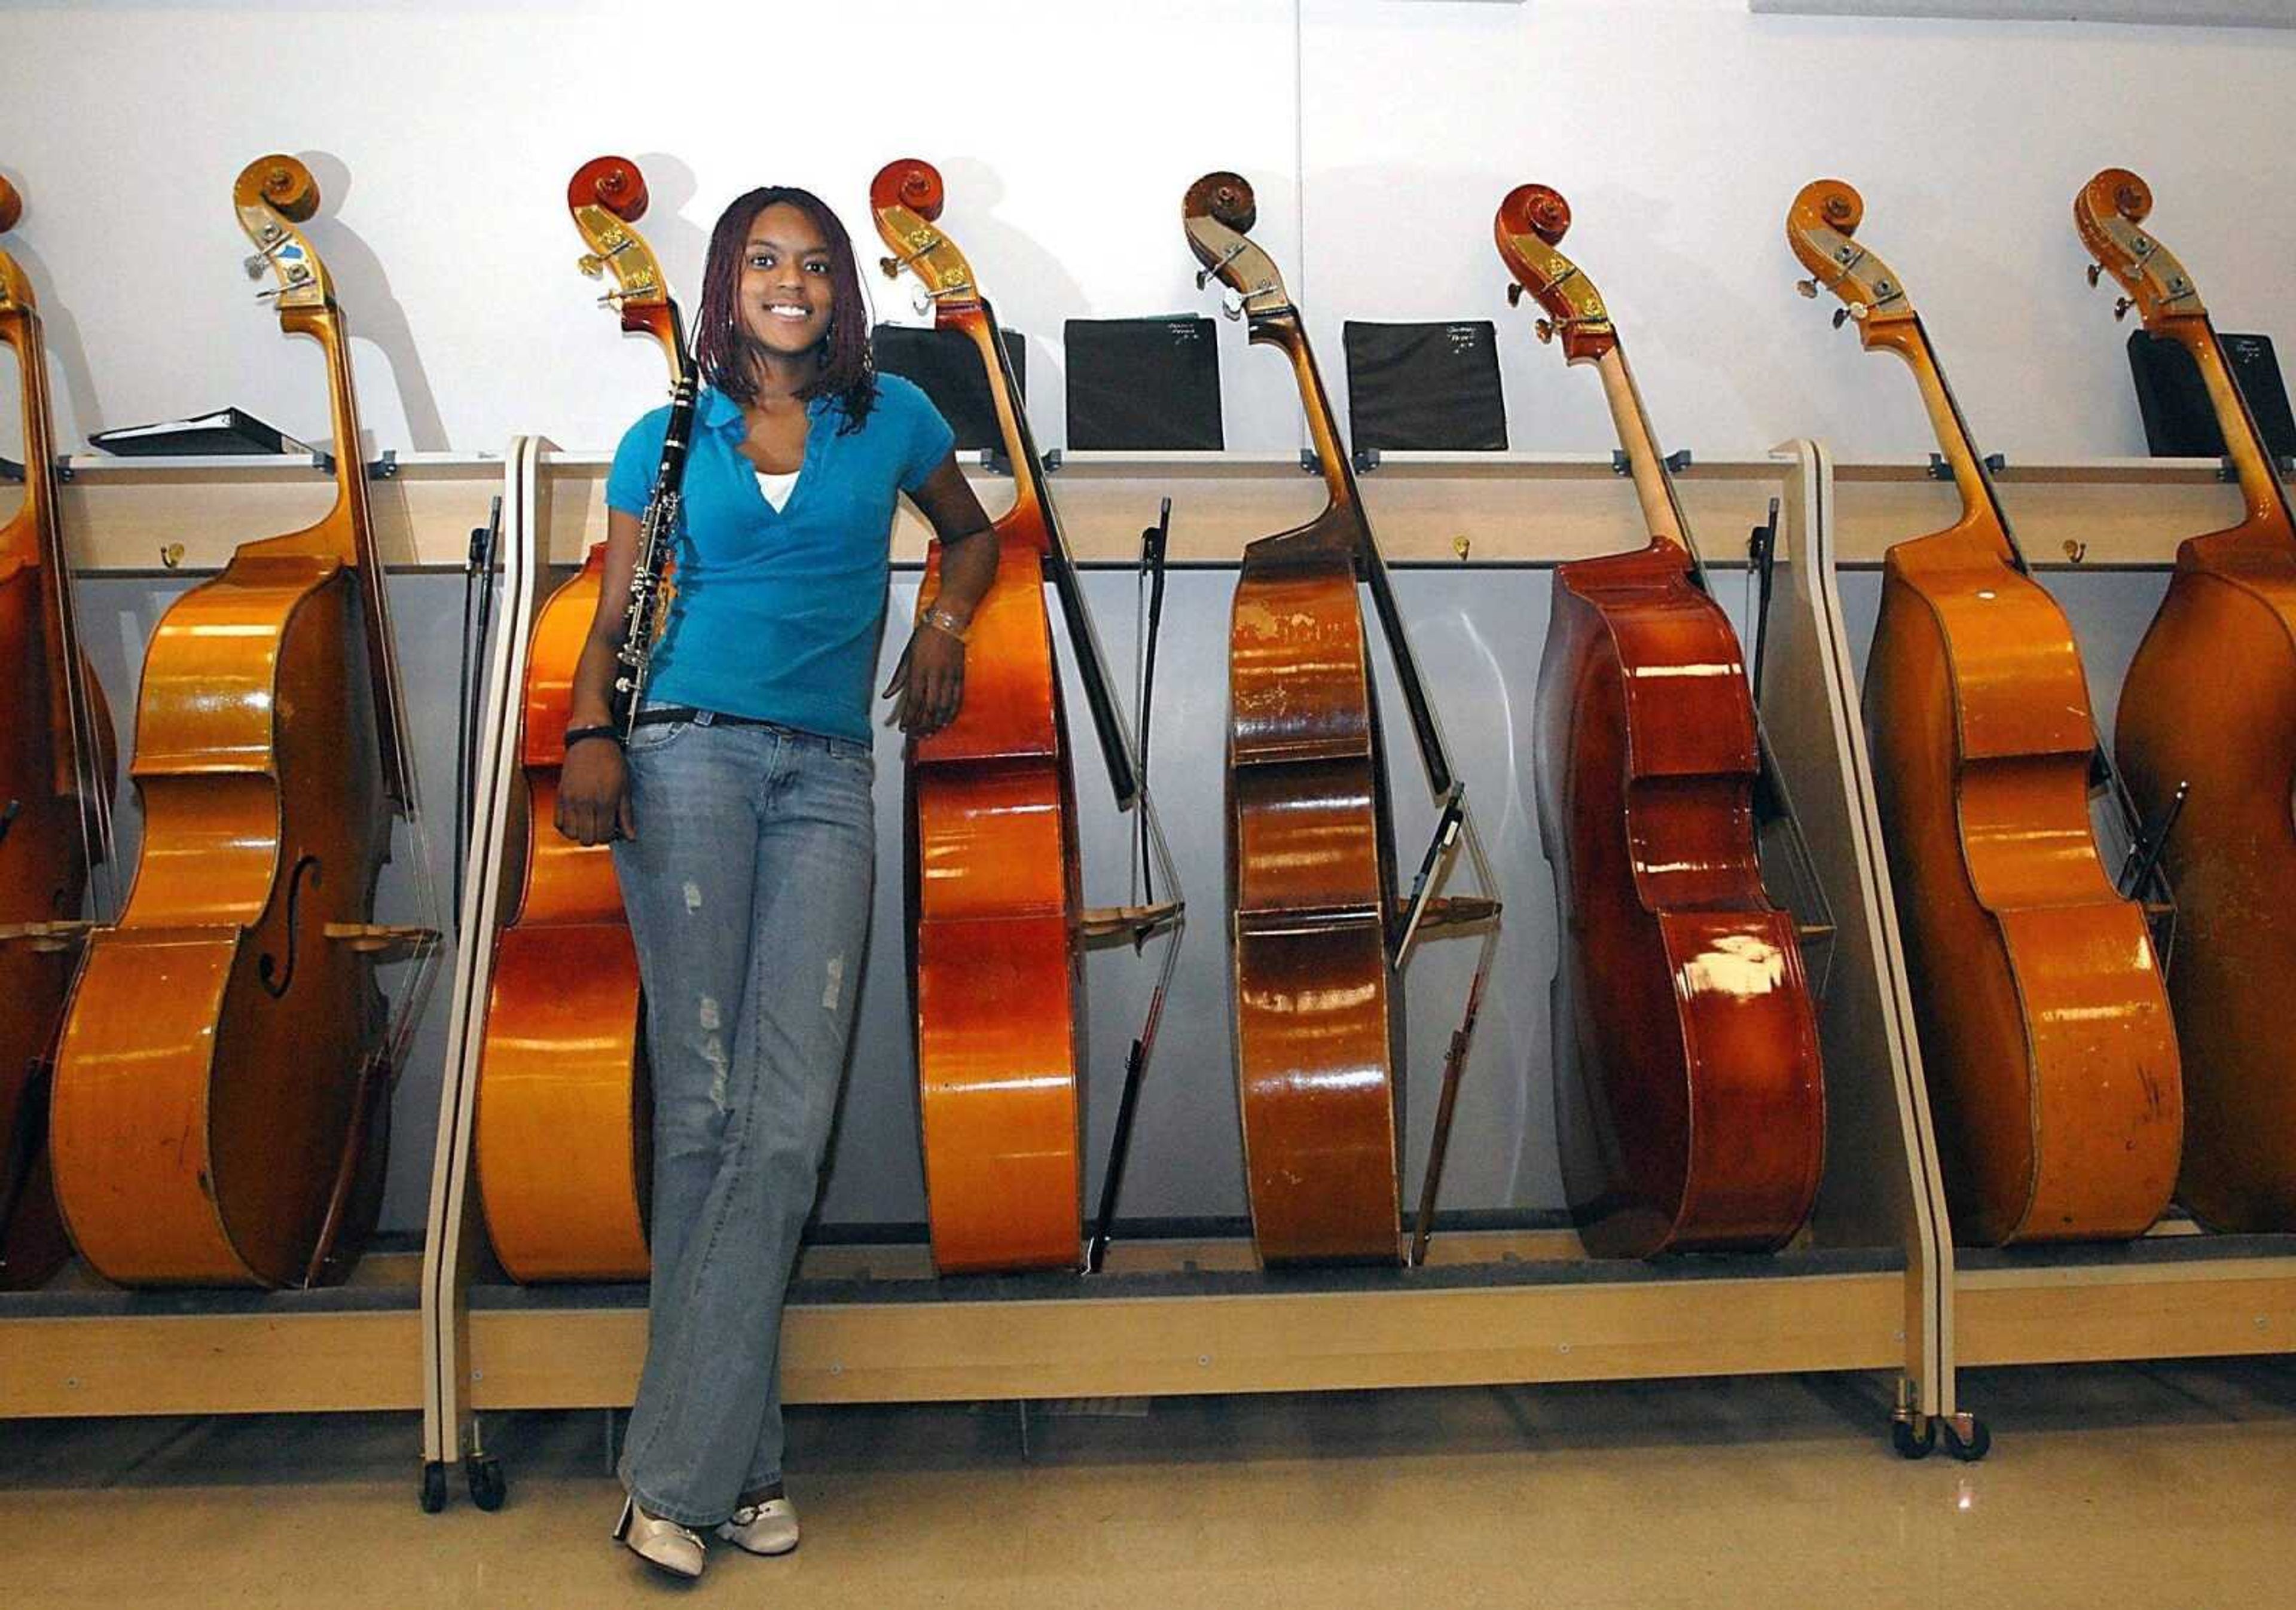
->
[737,200,835,363]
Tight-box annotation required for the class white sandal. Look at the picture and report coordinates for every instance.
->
[613,1493,707,1579]
[717,1494,800,1557]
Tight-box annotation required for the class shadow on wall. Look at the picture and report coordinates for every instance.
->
[1567,176,1788,451]
[921,157,1092,453]
[296,150,448,455]
[0,163,108,449]
[1186,165,1312,457]
[625,151,710,331]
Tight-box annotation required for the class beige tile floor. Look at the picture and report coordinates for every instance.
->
[5,1360,2294,1609]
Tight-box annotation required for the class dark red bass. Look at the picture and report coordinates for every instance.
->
[1498,184,1824,1257]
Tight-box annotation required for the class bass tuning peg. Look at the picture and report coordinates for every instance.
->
[1220,287,1245,322]
[1795,278,1819,300]
[1534,319,1555,344]
[1194,240,1247,294]
[243,227,292,280]
[2114,296,2136,322]
[2086,263,2104,289]
[249,260,313,299]
[1506,283,1525,307]
[578,253,606,279]
[879,254,904,280]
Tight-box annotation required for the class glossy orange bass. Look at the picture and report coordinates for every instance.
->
[2078,168,2296,1232]
[871,158,1177,1275]
[1186,173,1492,1266]
[1790,178,2178,1245]
[469,158,678,1284]
[0,174,116,1289]
[48,157,433,1287]
[1500,184,1824,1258]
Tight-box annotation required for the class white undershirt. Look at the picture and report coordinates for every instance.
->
[755,468,799,512]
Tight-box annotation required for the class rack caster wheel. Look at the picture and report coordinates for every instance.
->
[1890,1414,1937,1461]
[420,1461,448,1513]
[466,1455,508,1512]
[1940,1413,1991,1463]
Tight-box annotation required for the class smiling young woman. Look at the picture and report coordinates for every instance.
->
[553,184,997,1581]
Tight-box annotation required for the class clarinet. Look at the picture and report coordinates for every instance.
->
[610,368,699,733]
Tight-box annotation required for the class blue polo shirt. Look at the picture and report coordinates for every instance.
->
[604,375,955,743]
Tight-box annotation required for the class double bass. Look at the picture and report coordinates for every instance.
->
[0,174,116,1288]
[1788,178,2178,1245]
[870,158,1180,1275]
[1184,172,1494,1266]
[1500,184,1823,1258]
[471,157,671,1283]
[48,156,433,1287]
[2077,168,2296,1232]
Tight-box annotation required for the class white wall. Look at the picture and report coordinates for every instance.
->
[1301,0,2296,461]
[10,2,2282,1232]
[5,0,2295,466]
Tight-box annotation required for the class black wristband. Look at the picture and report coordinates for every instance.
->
[564,724,624,750]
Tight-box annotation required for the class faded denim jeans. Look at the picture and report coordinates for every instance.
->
[610,709,875,1527]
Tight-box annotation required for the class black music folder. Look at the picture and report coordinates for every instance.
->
[2127,329,2296,461]
[1342,320,1507,453]
[871,323,1024,454]
[89,407,312,457]
[1063,315,1223,451]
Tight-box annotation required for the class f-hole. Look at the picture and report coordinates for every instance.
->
[258,856,324,999]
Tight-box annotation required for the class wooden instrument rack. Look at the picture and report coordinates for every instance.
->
[2,442,2288,1502]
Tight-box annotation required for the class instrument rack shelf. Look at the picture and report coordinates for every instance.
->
[1957,1227,2296,1369]
[3,444,2289,1498]
[1,1248,428,1419]
[458,1230,1910,1412]
[20,446,2271,573]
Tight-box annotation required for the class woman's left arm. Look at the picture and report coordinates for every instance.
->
[885,453,999,735]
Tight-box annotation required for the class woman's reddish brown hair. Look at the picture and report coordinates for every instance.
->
[695,185,876,431]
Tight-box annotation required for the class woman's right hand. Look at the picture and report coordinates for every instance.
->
[557,738,636,845]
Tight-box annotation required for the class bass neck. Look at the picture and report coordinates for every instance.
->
[1251,304,1454,798]
[274,303,380,573]
[0,301,60,578]
[2177,315,2296,548]
[1592,344,1699,563]
[249,299,412,809]
[949,301,1052,552]
[1886,314,2025,570]
[0,289,96,806]
[948,299,1140,808]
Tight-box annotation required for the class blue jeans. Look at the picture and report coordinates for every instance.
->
[610,710,875,1527]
